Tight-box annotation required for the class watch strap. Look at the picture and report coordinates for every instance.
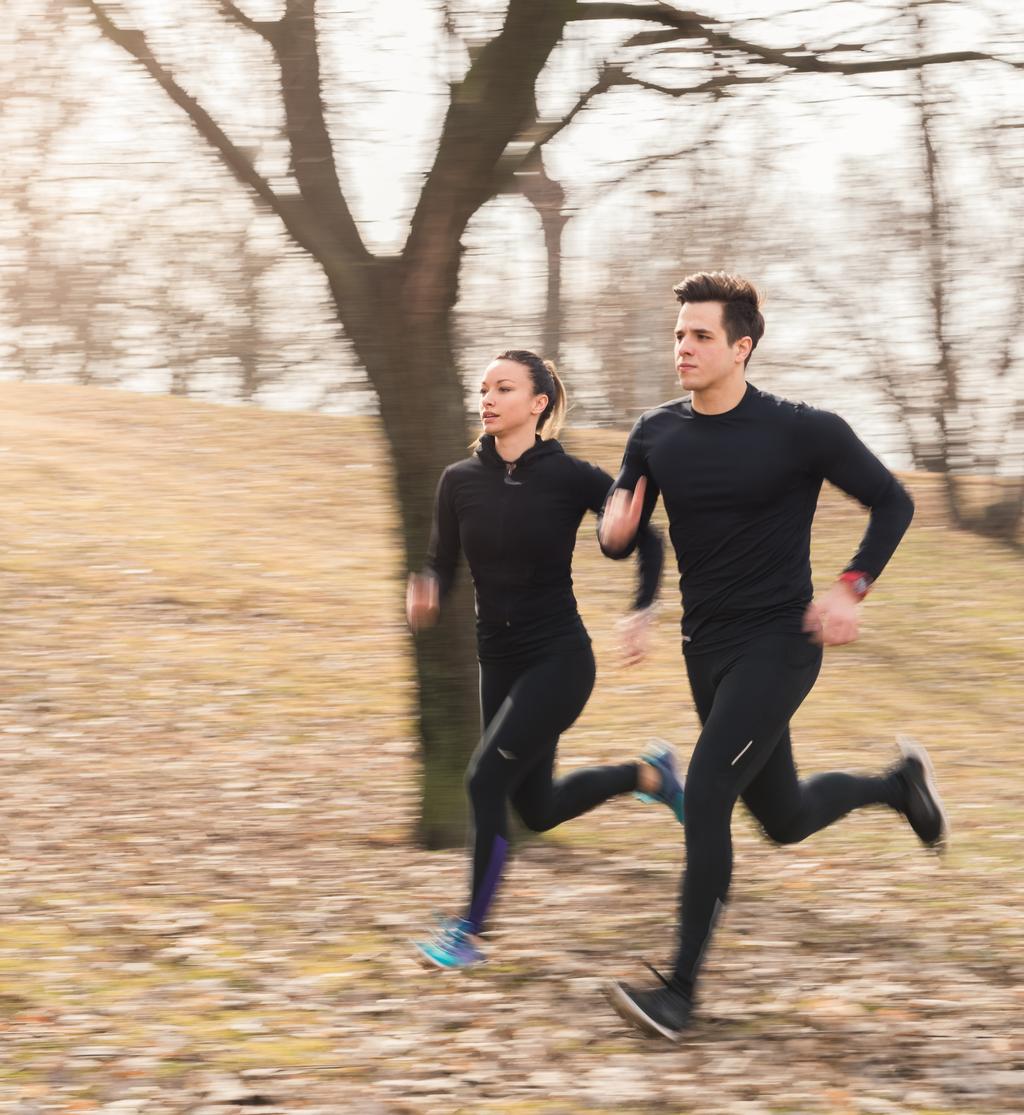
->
[838,570,873,601]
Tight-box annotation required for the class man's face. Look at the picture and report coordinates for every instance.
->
[674,302,751,392]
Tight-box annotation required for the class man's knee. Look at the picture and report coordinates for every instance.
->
[682,777,736,824]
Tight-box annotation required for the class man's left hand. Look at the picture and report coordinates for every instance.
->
[803,581,861,646]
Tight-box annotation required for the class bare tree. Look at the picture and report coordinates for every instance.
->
[906,0,1022,540]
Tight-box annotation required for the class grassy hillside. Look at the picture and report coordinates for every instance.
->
[0,383,1021,1112]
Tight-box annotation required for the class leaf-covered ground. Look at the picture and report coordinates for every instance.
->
[0,383,1021,1113]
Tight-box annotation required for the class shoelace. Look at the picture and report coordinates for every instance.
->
[432,914,468,940]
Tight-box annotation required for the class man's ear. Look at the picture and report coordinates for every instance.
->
[735,336,753,364]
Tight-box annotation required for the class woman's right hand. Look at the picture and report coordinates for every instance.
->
[406,572,440,632]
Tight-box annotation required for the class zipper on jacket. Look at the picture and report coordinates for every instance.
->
[499,462,520,625]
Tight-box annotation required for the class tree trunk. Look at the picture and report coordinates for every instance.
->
[914,11,969,528]
[347,260,482,848]
[518,155,568,363]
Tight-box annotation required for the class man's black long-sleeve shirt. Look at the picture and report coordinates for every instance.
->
[426,435,663,662]
[602,384,914,654]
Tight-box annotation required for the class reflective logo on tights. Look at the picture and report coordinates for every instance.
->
[731,739,754,766]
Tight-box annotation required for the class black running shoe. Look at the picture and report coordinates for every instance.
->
[896,735,949,853]
[605,980,692,1042]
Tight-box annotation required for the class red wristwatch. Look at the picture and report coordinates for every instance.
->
[838,571,873,602]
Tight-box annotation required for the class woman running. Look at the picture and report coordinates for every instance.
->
[407,349,681,970]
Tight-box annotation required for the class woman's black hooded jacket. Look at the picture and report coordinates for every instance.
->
[424,434,662,661]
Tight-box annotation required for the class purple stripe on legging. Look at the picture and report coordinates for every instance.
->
[466,834,509,934]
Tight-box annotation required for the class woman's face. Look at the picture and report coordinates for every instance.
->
[478,359,547,438]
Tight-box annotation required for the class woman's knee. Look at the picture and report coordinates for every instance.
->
[515,806,553,833]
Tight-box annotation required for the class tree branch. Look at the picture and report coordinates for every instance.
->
[265,1,369,265]
[490,55,772,198]
[217,1,278,41]
[615,68,779,98]
[76,0,371,284]
[587,135,711,199]
[490,69,617,192]
[574,3,707,34]
[76,5,293,228]
[574,2,996,75]
[403,0,576,312]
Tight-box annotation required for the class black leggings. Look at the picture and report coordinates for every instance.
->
[464,644,637,933]
[671,632,902,997]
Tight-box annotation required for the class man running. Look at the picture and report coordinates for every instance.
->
[598,271,947,1042]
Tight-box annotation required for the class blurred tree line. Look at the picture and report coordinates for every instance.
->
[2,0,1021,845]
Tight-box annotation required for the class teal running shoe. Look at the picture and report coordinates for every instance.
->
[636,739,685,826]
[414,917,485,970]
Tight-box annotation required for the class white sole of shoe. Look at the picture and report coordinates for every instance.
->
[897,734,950,856]
[604,981,683,1043]
[411,939,485,972]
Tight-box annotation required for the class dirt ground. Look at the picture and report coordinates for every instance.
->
[0,384,1021,1113]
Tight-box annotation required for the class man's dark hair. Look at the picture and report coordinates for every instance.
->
[672,271,765,366]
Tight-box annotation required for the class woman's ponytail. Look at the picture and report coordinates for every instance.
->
[494,349,568,439]
[539,359,566,439]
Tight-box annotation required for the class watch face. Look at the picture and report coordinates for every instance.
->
[842,573,870,597]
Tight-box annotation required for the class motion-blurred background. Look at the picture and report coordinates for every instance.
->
[0,2,1022,1110]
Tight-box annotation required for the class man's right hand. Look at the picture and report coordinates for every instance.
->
[599,477,647,555]
[406,572,440,632]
